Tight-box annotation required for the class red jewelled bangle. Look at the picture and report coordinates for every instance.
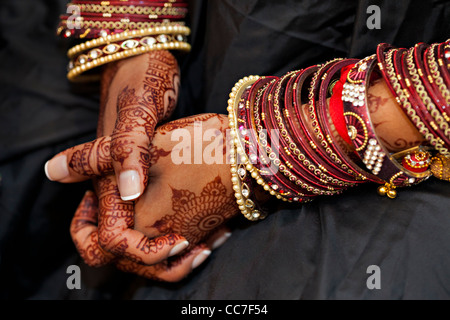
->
[342,55,431,196]
[317,58,383,184]
[284,68,364,188]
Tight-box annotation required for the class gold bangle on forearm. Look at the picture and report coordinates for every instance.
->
[68,40,190,81]
[67,25,190,59]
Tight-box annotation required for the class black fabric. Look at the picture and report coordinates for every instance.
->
[0,0,449,300]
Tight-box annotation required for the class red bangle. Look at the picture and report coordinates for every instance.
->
[318,59,383,184]
[343,55,431,197]
[396,48,450,151]
[283,68,362,188]
[259,76,316,197]
[269,71,348,194]
[437,41,450,88]
[250,77,313,201]
[416,43,450,121]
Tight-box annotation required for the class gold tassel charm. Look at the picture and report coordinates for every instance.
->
[377,183,397,199]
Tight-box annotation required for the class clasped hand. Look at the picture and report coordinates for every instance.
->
[45,51,238,281]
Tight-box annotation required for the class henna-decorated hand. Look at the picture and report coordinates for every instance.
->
[46,50,180,201]
[47,114,239,281]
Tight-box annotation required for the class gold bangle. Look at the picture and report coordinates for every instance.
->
[67,25,190,58]
[67,41,190,81]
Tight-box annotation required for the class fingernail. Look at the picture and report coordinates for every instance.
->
[169,241,189,257]
[119,170,141,201]
[192,250,211,269]
[211,232,232,250]
[45,155,69,181]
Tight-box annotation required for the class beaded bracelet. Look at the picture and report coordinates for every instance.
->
[229,85,269,221]
[67,25,190,58]
[228,76,295,221]
[67,39,190,81]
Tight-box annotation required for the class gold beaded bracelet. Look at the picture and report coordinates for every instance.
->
[228,76,300,221]
[67,25,190,58]
[67,40,190,81]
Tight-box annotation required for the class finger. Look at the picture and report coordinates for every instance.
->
[96,175,189,265]
[115,244,212,283]
[70,190,115,267]
[45,136,113,183]
[110,105,156,201]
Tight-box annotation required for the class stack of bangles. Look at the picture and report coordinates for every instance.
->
[228,40,450,221]
[57,0,190,81]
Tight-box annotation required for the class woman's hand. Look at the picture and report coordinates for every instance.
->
[47,114,239,281]
[46,50,180,201]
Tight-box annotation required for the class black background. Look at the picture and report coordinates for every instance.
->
[0,0,449,300]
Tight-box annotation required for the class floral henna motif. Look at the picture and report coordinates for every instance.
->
[149,176,238,246]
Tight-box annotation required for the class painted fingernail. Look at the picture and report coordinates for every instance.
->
[192,250,211,270]
[119,170,141,201]
[169,241,189,257]
[45,155,69,181]
[211,232,232,250]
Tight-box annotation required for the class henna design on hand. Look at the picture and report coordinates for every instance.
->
[367,92,389,114]
[148,176,238,246]
[69,136,113,177]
